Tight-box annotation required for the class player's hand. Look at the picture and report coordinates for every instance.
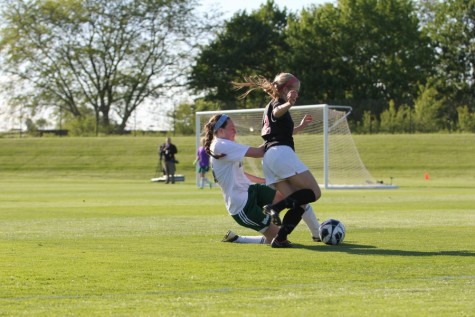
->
[287,90,298,105]
[300,114,313,127]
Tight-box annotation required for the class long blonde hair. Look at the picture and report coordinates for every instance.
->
[232,73,299,100]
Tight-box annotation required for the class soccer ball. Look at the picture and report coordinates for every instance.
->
[318,219,346,245]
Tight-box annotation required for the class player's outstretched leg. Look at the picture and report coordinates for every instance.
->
[302,204,321,242]
[222,231,266,244]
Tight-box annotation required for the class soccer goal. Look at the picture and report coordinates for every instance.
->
[195,104,397,189]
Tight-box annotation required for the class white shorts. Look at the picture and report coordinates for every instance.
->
[262,145,309,187]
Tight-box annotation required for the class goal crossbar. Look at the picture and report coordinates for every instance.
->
[196,104,397,189]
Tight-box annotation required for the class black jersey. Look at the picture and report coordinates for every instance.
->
[261,98,295,151]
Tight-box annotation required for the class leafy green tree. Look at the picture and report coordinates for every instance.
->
[395,104,415,133]
[25,118,38,135]
[171,103,195,135]
[287,0,434,119]
[171,99,224,135]
[379,101,415,133]
[457,106,475,132]
[35,118,49,130]
[359,110,380,134]
[285,3,349,103]
[414,84,445,132]
[419,0,475,124]
[379,100,398,133]
[61,106,97,136]
[194,99,223,113]
[189,0,290,109]
[0,0,208,134]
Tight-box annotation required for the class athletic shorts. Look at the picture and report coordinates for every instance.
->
[198,166,209,173]
[231,184,276,233]
[262,145,309,187]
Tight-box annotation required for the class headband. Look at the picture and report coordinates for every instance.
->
[279,76,299,91]
[213,114,229,132]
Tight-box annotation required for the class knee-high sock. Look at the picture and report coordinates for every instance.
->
[271,189,316,213]
[235,236,266,244]
[302,204,320,238]
[277,206,305,241]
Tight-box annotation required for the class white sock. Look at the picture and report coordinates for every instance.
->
[235,236,266,244]
[302,204,320,238]
[200,177,204,188]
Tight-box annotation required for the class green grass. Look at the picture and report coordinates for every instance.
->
[0,135,474,316]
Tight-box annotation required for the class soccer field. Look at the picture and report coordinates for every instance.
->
[0,135,474,316]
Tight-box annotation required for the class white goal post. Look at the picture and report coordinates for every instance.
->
[195,104,397,189]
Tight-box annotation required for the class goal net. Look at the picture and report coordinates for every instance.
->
[195,104,397,189]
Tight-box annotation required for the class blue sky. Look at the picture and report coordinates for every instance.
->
[199,0,332,18]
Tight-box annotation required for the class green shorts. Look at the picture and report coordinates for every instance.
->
[198,166,209,173]
[231,184,277,233]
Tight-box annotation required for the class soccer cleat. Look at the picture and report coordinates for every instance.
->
[263,205,282,226]
[271,237,292,248]
[222,230,239,243]
[312,236,322,242]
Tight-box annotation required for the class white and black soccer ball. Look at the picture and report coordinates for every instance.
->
[318,219,346,245]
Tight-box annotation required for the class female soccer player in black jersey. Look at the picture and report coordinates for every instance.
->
[233,73,322,248]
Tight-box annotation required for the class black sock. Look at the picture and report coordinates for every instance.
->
[271,189,316,213]
[276,206,305,241]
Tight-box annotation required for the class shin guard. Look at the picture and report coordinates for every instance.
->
[276,206,305,241]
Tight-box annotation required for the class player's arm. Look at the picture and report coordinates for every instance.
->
[294,114,313,134]
[273,90,298,118]
[244,144,265,158]
[244,172,266,184]
[273,101,293,118]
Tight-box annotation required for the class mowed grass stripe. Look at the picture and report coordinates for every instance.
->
[0,135,474,316]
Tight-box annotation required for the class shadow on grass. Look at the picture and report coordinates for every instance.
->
[291,242,475,257]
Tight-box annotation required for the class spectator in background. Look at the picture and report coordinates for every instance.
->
[159,137,178,184]
[194,137,213,189]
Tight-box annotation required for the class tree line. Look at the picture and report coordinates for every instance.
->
[0,0,474,135]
